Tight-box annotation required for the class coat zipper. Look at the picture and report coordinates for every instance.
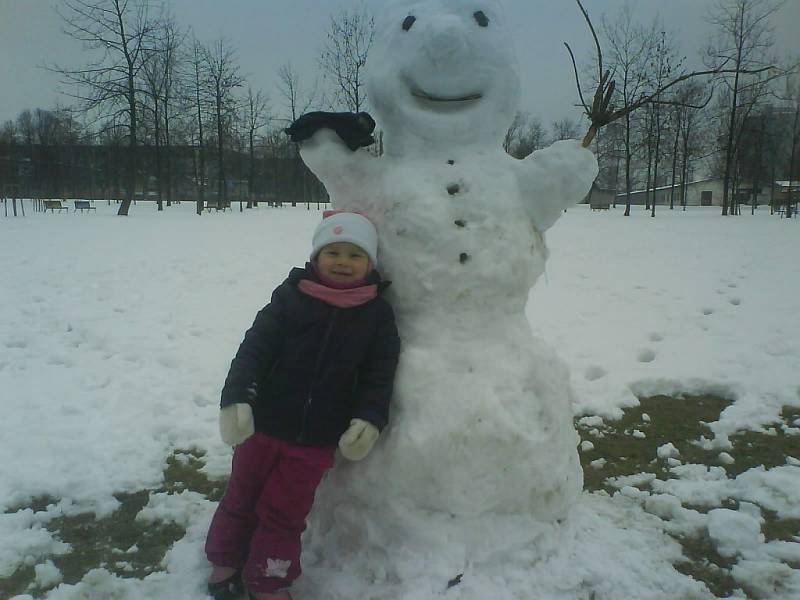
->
[298,307,339,443]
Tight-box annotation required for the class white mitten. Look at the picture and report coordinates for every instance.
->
[219,403,255,446]
[338,418,379,461]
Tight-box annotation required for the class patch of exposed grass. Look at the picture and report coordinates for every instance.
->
[760,507,800,548]
[576,396,800,598]
[0,448,228,597]
[163,449,225,502]
[0,564,35,599]
[725,406,800,477]
[673,531,737,599]
[576,394,732,493]
[47,489,184,584]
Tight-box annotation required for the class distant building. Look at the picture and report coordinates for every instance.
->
[615,178,772,207]
[774,180,799,207]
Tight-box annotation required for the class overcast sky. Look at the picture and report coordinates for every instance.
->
[0,0,798,131]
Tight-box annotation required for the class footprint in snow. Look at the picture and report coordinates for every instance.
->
[702,307,714,316]
[729,298,741,306]
[584,365,607,381]
[637,349,656,363]
[648,332,663,342]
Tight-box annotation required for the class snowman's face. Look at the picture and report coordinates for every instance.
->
[367,0,520,153]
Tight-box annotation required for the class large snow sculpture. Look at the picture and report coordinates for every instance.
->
[297,0,598,587]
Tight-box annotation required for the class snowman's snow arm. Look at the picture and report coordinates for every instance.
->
[296,130,378,204]
[515,139,598,233]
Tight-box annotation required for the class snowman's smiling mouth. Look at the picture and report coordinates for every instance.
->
[410,88,483,103]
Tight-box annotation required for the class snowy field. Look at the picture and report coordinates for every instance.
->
[1,201,799,599]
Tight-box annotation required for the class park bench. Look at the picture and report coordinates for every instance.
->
[73,200,96,213]
[590,203,610,211]
[43,200,68,213]
[205,200,231,212]
[776,203,798,218]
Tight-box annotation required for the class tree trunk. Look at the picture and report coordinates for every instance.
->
[669,109,682,210]
[118,73,137,217]
[651,108,662,218]
[624,113,632,216]
[216,83,226,206]
[154,98,163,211]
[721,9,745,217]
[164,94,173,207]
[786,103,799,219]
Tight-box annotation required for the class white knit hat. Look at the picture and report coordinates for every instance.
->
[310,210,379,267]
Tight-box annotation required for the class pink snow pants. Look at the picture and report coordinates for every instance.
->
[205,433,336,594]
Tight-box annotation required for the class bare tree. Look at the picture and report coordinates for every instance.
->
[515,117,546,158]
[667,81,710,210]
[244,87,270,208]
[17,110,37,148]
[0,120,18,144]
[319,6,374,112]
[551,118,580,141]
[566,0,777,219]
[158,15,183,207]
[52,0,158,215]
[646,29,683,217]
[204,37,244,207]
[278,62,320,207]
[504,112,527,154]
[777,64,800,217]
[600,5,656,216]
[184,34,209,215]
[140,14,184,211]
[277,62,316,123]
[504,113,545,159]
[705,0,781,215]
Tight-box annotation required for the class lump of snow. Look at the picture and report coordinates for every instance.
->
[732,559,798,598]
[618,486,649,501]
[718,452,735,465]
[609,472,656,489]
[707,508,763,557]
[787,457,800,467]
[579,441,594,452]
[644,494,683,520]
[642,413,651,423]
[632,430,646,439]
[657,443,680,459]
[667,458,682,467]
[578,416,604,428]
[590,458,607,469]
[34,560,62,588]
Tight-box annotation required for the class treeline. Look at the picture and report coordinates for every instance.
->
[0,0,797,218]
[0,108,323,208]
[502,1,800,217]
[0,0,341,215]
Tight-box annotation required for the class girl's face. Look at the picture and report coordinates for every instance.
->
[315,242,371,283]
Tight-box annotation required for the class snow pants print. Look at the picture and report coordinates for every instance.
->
[205,433,336,594]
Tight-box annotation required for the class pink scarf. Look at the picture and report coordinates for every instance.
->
[298,279,378,308]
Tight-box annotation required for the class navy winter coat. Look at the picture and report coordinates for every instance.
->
[220,265,401,446]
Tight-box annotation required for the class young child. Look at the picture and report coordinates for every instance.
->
[204,211,400,600]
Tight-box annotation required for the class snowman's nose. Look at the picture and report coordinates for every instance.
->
[423,18,467,63]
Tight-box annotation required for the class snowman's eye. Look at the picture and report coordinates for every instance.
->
[473,11,489,27]
[402,15,416,31]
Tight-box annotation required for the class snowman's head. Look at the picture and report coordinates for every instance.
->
[367,0,520,155]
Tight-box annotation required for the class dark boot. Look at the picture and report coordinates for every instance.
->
[207,569,244,600]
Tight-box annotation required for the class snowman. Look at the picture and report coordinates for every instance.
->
[289,0,599,588]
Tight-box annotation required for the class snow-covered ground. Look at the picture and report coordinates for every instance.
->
[1,201,798,599]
